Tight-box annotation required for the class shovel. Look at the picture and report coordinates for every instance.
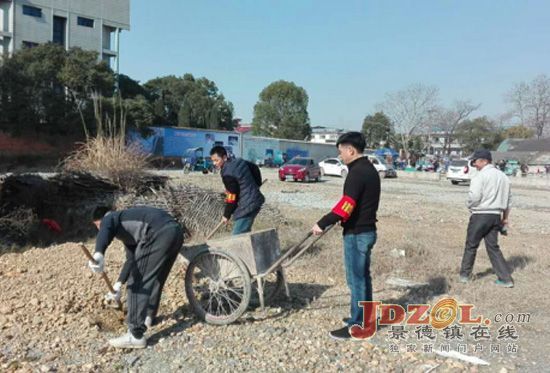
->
[80,244,123,310]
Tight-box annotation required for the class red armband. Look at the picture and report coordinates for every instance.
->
[42,218,62,233]
[331,195,356,222]
[225,191,237,204]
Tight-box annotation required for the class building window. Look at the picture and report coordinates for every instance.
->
[22,41,39,48]
[53,16,66,46]
[77,16,94,28]
[23,5,42,18]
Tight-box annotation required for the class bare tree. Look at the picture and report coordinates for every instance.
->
[376,83,439,162]
[506,74,550,138]
[431,100,480,155]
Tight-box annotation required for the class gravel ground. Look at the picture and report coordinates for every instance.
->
[1,169,549,372]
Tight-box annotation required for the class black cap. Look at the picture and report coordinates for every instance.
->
[470,149,492,165]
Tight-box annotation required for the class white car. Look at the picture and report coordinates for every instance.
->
[319,156,396,178]
[319,158,348,177]
[447,159,476,184]
[365,155,397,178]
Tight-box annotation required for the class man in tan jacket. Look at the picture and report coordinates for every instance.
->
[459,149,514,288]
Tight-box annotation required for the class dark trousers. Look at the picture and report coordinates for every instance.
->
[460,214,512,282]
[127,223,183,338]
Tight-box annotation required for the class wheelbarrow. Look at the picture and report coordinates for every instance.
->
[180,226,332,325]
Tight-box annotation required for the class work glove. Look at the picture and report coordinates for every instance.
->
[88,252,104,273]
[105,281,122,302]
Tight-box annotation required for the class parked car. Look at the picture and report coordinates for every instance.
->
[446,159,475,184]
[365,154,397,178]
[416,160,435,172]
[504,160,520,176]
[319,155,397,179]
[318,158,348,178]
[279,157,322,182]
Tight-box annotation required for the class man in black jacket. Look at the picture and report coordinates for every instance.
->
[210,146,265,235]
[88,206,183,349]
[312,132,381,340]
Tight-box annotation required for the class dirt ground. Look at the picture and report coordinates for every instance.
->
[1,169,549,372]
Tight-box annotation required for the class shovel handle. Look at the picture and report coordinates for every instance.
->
[206,220,225,241]
[80,244,122,310]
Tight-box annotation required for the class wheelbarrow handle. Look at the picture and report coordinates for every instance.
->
[281,225,334,268]
[260,225,333,276]
[80,244,122,310]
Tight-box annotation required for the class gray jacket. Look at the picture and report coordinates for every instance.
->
[467,164,512,214]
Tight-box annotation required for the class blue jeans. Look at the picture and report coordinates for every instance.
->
[232,210,260,235]
[344,231,377,327]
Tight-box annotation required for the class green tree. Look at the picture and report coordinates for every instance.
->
[178,75,234,130]
[59,47,114,136]
[144,75,183,126]
[118,74,148,99]
[361,112,394,148]
[455,116,503,154]
[502,125,535,139]
[252,80,311,140]
[144,74,233,130]
[0,44,113,137]
[124,95,155,130]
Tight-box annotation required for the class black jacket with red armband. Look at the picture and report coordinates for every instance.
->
[317,156,381,234]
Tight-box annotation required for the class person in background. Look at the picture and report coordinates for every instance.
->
[459,149,514,288]
[210,146,265,235]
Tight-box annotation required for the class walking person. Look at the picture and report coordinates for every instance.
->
[312,132,381,340]
[459,149,514,288]
[210,146,265,235]
[88,206,184,348]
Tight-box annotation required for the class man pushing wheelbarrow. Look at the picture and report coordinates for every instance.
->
[312,132,381,341]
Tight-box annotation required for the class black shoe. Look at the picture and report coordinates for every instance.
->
[342,317,350,325]
[329,326,352,340]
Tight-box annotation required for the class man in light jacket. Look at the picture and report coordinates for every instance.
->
[459,149,514,288]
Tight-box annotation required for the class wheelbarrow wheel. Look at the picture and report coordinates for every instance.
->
[185,247,251,325]
[249,269,284,308]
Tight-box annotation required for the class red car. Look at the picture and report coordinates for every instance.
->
[278,157,322,182]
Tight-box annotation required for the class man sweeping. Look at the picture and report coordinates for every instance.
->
[88,206,183,349]
[210,146,265,235]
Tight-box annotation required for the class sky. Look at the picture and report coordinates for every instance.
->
[120,0,550,130]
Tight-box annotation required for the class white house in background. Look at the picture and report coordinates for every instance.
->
[0,0,130,73]
[423,131,465,157]
[310,126,348,144]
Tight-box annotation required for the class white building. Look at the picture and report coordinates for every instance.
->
[423,131,465,157]
[0,0,129,72]
[310,126,347,144]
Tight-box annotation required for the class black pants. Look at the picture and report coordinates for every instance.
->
[127,223,183,338]
[460,214,512,282]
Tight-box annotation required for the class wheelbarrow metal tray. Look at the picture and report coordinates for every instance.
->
[179,243,209,262]
[206,228,281,276]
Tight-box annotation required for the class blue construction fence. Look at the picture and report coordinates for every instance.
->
[128,127,339,166]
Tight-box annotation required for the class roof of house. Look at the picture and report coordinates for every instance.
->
[497,138,550,152]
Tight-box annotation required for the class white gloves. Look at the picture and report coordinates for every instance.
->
[88,252,105,273]
[105,281,122,302]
